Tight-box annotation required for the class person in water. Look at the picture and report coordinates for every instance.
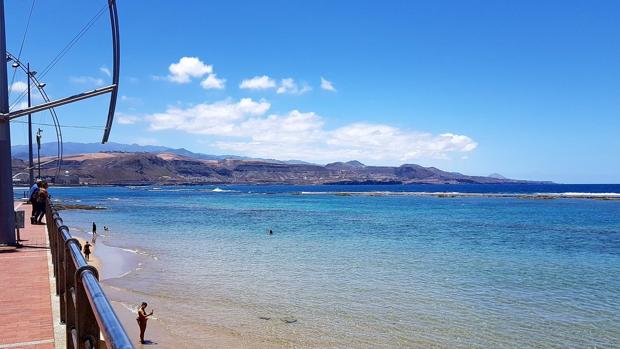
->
[83,241,92,261]
[136,302,154,344]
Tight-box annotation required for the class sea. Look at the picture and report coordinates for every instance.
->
[15,184,620,348]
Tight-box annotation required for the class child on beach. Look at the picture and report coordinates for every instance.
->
[83,241,92,261]
[137,302,154,344]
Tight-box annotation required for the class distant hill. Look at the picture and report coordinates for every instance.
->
[11,146,550,185]
[11,142,313,165]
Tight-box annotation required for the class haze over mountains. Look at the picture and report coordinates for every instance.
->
[11,142,544,185]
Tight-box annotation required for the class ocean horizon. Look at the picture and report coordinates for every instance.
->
[17,184,620,348]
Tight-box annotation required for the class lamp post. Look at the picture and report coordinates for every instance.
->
[27,63,34,187]
[36,128,42,179]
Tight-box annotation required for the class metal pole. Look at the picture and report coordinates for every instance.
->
[36,128,41,179]
[0,0,16,245]
[0,0,17,245]
[28,63,33,187]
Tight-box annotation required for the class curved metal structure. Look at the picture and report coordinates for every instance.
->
[6,51,63,178]
[103,0,120,143]
[2,0,120,144]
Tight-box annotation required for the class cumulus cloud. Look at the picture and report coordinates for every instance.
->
[10,81,28,93]
[147,98,271,135]
[144,99,477,163]
[276,78,311,95]
[99,66,111,77]
[116,113,141,125]
[200,74,226,90]
[320,77,336,92]
[239,75,276,90]
[167,57,213,83]
[70,76,105,86]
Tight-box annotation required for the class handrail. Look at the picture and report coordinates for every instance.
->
[45,199,135,349]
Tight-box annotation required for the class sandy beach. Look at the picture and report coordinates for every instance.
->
[72,234,180,347]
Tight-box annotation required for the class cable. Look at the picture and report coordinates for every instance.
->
[8,0,36,97]
[9,3,108,109]
[11,120,104,130]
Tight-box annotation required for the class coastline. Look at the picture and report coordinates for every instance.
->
[298,191,620,200]
[71,233,180,347]
[71,231,271,348]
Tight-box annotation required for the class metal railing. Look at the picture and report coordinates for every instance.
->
[45,199,135,349]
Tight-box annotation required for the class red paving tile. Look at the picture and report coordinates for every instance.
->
[0,202,55,347]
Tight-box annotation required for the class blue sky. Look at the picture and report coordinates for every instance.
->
[5,0,619,183]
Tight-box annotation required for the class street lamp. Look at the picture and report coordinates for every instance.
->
[36,128,42,179]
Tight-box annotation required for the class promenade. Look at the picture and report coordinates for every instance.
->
[0,202,57,349]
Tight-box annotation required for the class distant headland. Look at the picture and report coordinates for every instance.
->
[11,142,550,186]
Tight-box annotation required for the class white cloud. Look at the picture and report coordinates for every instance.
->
[276,78,311,95]
[320,77,336,92]
[70,76,104,86]
[99,66,111,77]
[326,124,478,161]
[200,74,226,90]
[120,95,142,105]
[239,75,276,90]
[144,99,478,163]
[10,81,28,93]
[167,57,213,83]
[147,98,271,135]
[116,113,141,125]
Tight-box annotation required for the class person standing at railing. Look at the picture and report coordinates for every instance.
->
[29,179,42,224]
[34,182,49,224]
[137,302,154,344]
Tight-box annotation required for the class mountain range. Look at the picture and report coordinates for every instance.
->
[11,142,547,185]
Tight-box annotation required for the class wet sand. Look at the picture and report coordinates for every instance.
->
[73,234,180,347]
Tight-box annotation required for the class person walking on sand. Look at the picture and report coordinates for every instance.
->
[83,241,92,261]
[136,302,154,344]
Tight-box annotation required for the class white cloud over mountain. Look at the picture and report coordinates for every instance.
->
[144,98,477,163]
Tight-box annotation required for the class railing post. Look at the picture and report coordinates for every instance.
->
[64,238,79,338]
[57,230,67,323]
[76,266,100,349]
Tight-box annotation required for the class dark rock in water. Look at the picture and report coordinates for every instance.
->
[258,316,271,320]
[281,317,297,324]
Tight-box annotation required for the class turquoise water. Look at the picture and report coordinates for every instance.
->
[31,185,620,348]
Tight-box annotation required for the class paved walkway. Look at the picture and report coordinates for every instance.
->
[0,202,55,349]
